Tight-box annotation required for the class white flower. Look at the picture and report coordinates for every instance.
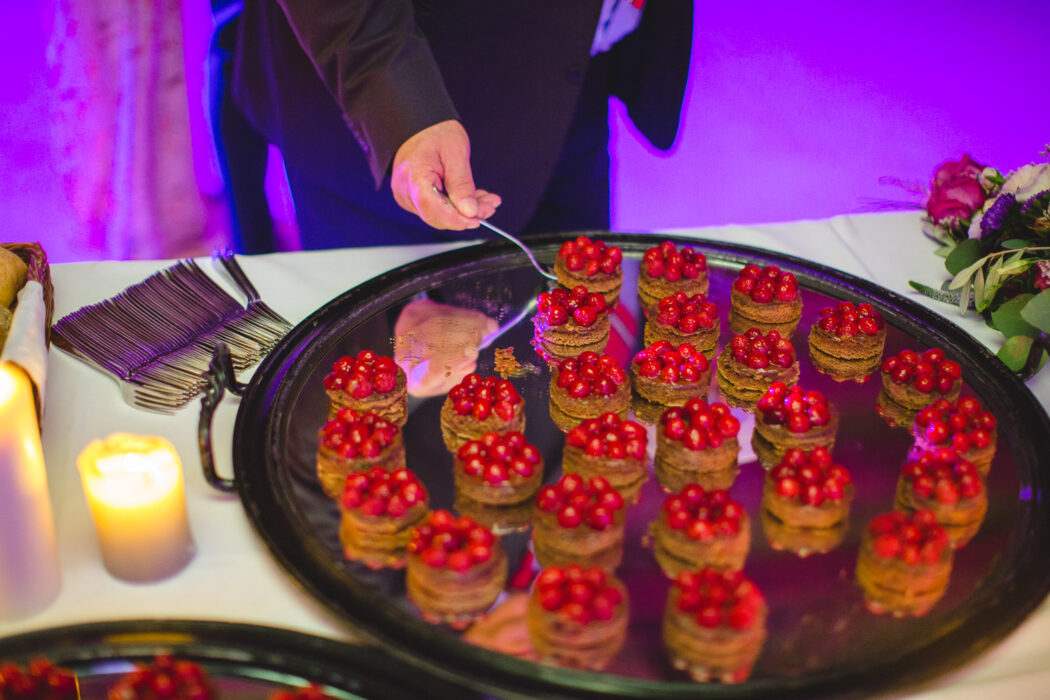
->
[978,167,1002,192]
[1001,163,1050,202]
[967,210,984,239]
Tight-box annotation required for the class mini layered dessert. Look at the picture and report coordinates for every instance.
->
[406,510,508,627]
[761,447,853,556]
[655,399,742,492]
[107,656,213,700]
[651,484,750,578]
[913,396,997,477]
[527,564,629,670]
[637,241,709,317]
[894,447,987,548]
[339,467,430,569]
[532,285,611,362]
[877,347,963,429]
[453,431,543,505]
[751,382,839,469]
[562,412,650,503]
[532,474,627,570]
[554,235,624,306]
[317,408,405,499]
[323,349,407,424]
[643,291,720,359]
[728,264,802,337]
[548,352,630,432]
[808,301,887,382]
[715,328,800,411]
[440,373,525,452]
[663,568,768,683]
[0,660,78,700]
[630,341,712,417]
[855,509,953,617]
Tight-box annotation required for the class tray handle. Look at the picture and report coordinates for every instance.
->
[198,343,245,493]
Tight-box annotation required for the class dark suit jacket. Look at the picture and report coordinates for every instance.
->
[233,1,692,240]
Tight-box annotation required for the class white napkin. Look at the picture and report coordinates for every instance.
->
[1,281,48,417]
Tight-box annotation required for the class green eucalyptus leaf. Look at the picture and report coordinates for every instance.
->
[1020,289,1050,333]
[909,280,961,305]
[957,278,972,313]
[974,268,989,312]
[1000,238,1030,249]
[990,294,1038,337]
[997,335,1034,371]
[944,239,983,275]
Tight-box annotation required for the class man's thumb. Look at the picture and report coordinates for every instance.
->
[444,161,479,219]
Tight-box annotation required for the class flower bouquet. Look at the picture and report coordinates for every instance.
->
[909,147,1050,378]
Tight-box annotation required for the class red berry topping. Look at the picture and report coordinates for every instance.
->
[320,408,399,458]
[672,569,765,630]
[755,383,832,432]
[881,348,962,394]
[537,286,608,327]
[733,264,798,303]
[533,564,626,623]
[0,660,79,700]
[914,396,996,453]
[866,509,950,564]
[662,484,745,538]
[447,374,523,420]
[341,466,427,516]
[900,448,983,503]
[535,474,625,531]
[632,341,709,384]
[816,300,885,337]
[554,352,628,398]
[408,511,497,570]
[728,328,796,369]
[641,241,707,281]
[565,412,648,460]
[558,235,623,276]
[105,656,215,700]
[768,447,851,505]
[323,350,400,398]
[654,291,718,332]
[660,398,740,451]
[457,431,543,484]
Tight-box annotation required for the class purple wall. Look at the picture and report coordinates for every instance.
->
[2,1,1048,261]
[611,0,1050,231]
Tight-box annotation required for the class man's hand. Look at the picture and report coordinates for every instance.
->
[391,120,502,229]
[393,297,498,397]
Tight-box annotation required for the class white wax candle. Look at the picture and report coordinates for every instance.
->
[0,362,60,619]
[77,434,195,582]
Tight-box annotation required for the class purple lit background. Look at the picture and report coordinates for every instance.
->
[3,1,1048,262]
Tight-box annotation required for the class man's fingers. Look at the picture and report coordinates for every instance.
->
[443,156,478,219]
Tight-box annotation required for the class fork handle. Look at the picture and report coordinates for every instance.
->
[198,343,245,493]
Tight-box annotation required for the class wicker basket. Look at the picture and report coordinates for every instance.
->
[2,242,53,347]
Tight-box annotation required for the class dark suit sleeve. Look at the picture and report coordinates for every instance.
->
[273,0,459,186]
[608,0,693,151]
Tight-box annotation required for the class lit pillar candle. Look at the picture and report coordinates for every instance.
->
[77,434,195,582]
[0,362,60,619]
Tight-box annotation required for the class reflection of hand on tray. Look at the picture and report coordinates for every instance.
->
[394,298,498,397]
[462,592,537,660]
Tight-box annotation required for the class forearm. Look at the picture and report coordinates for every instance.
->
[273,0,458,185]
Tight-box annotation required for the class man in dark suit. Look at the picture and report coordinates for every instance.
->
[230,1,692,249]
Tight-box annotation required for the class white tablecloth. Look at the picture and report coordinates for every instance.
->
[3,211,1048,698]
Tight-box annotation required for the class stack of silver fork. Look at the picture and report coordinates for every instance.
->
[52,251,292,413]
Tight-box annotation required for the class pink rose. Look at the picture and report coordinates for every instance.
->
[1035,260,1050,292]
[931,154,985,189]
[927,176,986,224]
